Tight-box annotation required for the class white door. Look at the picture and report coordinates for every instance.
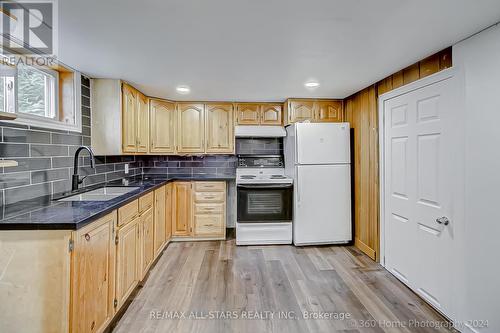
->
[294,164,351,245]
[384,76,460,317]
[296,123,350,164]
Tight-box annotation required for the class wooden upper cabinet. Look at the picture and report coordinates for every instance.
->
[286,99,343,124]
[205,103,234,154]
[150,99,176,154]
[236,103,260,125]
[172,182,192,237]
[136,92,149,153]
[177,103,205,153]
[260,104,282,125]
[287,100,315,123]
[71,212,116,333]
[316,100,343,122]
[122,84,137,153]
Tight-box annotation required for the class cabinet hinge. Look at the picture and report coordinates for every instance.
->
[115,235,119,245]
[68,239,74,252]
[114,299,118,308]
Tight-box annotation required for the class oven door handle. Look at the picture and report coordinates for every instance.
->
[237,184,293,189]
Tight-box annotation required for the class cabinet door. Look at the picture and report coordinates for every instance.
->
[150,99,176,154]
[288,100,315,123]
[122,84,137,153]
[172,182,192,236]
[205,103,234,154]
[315,100,343,122]
[136,93,149,153]
[235,103,260,125]
[115,218,139,310]
[260,104,282,125]
[71,212,116,333]
[153,186,166,257]
[177,103,204,153]
[139,208,154,280]
[165,183,173,241]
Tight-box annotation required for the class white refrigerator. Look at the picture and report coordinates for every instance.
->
[284,122,352,245]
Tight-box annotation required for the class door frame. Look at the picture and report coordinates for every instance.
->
[377,67,463,268]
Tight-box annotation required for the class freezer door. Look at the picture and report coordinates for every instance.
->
[294,164,352,245]
[296,123,350,164]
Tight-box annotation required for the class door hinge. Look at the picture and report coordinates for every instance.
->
[115,235,119,245]
[114,299,118,308]
[68,239,74,252]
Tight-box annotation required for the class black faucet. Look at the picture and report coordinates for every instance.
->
[72,146,96,191]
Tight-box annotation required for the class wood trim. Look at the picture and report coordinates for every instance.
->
[354,237,376,260]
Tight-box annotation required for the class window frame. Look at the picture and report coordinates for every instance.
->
[1,62,82,133]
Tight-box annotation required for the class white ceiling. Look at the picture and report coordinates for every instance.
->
[59,0,500,101]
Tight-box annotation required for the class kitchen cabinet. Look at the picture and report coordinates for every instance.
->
[139,207,154,280]
[235,103,260,125]
[316,100,343,122]
[205,103,234,154]
[165,182,173,241]
[71,212,116,333]
[284,99,344,124]
[121,83,137,153]
[177,103,205,153]
[172,181,192,236]
[153,186,166,257]
[235,103,283,125]
[260,104,282,125]
[137,92,149,153]
[171,181,226,239]
[92,80,149,155]
[150,99,176,154]
[115,215,139,310]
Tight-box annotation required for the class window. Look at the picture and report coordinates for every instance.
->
[17,64,58,119]
[0,57,82,132]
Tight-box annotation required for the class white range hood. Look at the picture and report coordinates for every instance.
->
[235,125,286,137]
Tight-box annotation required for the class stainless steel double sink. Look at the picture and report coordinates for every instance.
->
[56,186,140,202]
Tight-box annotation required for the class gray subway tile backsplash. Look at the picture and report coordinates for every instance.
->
[0,75,237,207]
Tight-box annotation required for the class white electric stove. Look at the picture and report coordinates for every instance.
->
[236,156,293,245]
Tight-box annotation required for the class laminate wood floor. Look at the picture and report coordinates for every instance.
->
[113,239,456,333]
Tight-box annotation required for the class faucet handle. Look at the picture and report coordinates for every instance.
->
[78,175,88,184]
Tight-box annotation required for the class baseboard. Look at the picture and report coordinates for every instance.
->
[354,237,376,260]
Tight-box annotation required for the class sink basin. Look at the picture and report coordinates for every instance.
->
[57,186,141,202]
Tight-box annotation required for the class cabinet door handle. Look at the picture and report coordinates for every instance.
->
[84,233,91,241]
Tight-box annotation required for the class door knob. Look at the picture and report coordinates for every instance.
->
[436,216,450,226]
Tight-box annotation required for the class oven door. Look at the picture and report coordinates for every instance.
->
[237,184,293,223]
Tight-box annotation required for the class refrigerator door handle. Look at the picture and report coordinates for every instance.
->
[296,170,300,204]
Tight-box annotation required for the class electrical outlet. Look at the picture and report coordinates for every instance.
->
[124,163,129,174]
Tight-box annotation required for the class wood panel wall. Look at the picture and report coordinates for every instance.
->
[345,47,452,262]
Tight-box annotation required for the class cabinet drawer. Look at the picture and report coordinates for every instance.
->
[118,200,139,226]
[139,191,153,214]
[194,181,225,192]
[194,192,225,203]
[194,203,224,214]
[193,214,224,236]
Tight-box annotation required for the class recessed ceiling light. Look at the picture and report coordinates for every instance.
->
[176,85,190,94]
[304,81,320,88]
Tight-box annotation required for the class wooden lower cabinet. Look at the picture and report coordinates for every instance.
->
[172,181,192,236]
[139,208,154,280]
[172,181,226,239]
[71,212,116,333]
[165,183,173,240]
[153,186,166,256]
[115,217,139,310]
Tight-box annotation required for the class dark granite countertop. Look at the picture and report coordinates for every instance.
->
[0,175,235,230]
